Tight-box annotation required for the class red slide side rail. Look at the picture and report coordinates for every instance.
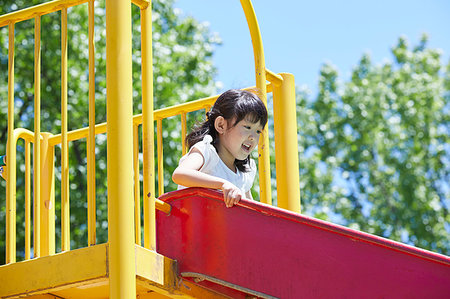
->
[157,188,450,298]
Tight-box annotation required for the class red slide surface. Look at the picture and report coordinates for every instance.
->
[157,188,450,298]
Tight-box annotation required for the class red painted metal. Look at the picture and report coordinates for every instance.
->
[156,188,450,298]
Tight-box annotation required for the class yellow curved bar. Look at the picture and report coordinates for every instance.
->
[14,128,37,143]
[240,0,272,205]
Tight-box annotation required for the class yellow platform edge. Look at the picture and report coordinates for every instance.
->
[0,244,183,298]
[0,244,227,299]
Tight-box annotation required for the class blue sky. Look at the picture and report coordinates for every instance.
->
[175,0,450,94]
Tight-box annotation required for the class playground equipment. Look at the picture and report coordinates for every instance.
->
[0,0,449,298]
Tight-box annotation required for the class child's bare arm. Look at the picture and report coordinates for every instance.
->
[172,148,243,207]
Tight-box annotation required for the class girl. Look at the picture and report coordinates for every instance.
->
[172,89,268,208]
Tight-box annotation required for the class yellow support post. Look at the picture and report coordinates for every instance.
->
[6,22,16,264]
[87,0,97,247]
[133,124,141,246]
[39,133,55,256]
[61,7,70,252]
[272,73,301,213]
[240,0,272,205]
[34,15,42,258]
[181,112,187,155]
[141,2,156,251]
[25,141,31,260]
[157,119,164,196]
[106,0,136,297]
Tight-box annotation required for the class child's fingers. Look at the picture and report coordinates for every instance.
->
[223,189,241,208]
[223,189,232,207]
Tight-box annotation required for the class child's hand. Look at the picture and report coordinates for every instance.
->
[221,181,243,208]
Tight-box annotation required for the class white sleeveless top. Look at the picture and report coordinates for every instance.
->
[177,135,257,193]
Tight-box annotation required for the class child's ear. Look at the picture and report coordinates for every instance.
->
[214,116,227,134]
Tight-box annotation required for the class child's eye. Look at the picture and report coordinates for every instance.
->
[244,126,251,130]
[256,130,262,134]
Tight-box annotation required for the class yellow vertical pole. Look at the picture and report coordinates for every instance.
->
[240,0,272,205]
[34,15,42,258]
[181,112,187,155]
[141,2,156,250]
[106,0,136,297]
[40,133,55,256]
[273,73,301,213]
[87,0,97,247]
[6,22,16,264]
[61,7,70,252]
[133,124,141,245]
[25,141,31,260]
[157,119,164,196]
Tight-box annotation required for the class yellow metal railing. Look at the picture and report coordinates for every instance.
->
[1,0,300,297]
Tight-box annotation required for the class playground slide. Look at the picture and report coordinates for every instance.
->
[156,188,450,298]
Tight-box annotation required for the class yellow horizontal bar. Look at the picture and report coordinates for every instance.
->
[0,0,88,28]
[14,128,41,143]
[48,84,273,146]
[0,0,150,28]
[131,0,150,9]
[153,84,271,120]
[155,198,171,215]
[265,68,283,86]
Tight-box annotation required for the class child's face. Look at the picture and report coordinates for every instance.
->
[217,116,263,168]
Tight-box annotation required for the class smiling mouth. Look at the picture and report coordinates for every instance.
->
[242,144,251,152]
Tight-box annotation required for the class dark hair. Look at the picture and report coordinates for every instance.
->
[186,89,268,172]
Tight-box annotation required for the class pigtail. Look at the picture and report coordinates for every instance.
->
[185,111,217,149]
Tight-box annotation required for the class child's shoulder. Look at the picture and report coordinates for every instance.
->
[182,135,219,170]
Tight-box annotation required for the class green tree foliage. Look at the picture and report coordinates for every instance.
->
[0,0,220,263]
[297,35,449,254]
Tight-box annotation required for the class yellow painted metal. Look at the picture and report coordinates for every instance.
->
[61,7,70,252]
[157,119,164,197]
[141,3,156,251]
[134,124,142,246]
[87,0,97,247]
[273,73,301,213]
[25,141,31,260]
[155,198,171,215]
[106,0,136,297]
[0,244,109,298]
[0,0,88,28]
[6,22,16,264]
[265,68,283,86]
[45,84,272,148]
[181,112,187,155]
[135,245,171,287]
[132,0,150,9]
[240,0,272,205]
[34,15,42,259]
[39,133,56,256]
[0,243,184,299]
